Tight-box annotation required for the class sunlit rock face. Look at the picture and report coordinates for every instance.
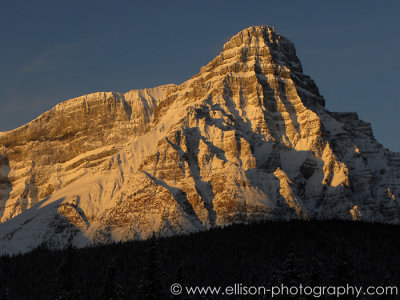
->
[0,26,399,253]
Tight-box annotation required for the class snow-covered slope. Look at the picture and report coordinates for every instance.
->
[1,26,399,254]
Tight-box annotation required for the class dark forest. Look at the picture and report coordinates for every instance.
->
[0,220,399,299]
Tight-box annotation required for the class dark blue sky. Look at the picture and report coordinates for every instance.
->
[1,1,399,151]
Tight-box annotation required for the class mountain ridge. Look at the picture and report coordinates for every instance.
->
[1,26,399,254]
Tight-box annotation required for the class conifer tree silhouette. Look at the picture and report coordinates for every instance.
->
[100,258,124,300]
[137,233,165,299]
[54,248,76,300]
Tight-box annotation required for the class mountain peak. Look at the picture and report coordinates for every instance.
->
[189,26,321,109]
[222,26,276,51]
[220,25,300,70]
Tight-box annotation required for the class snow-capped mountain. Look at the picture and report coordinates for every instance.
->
[1,26,399,254]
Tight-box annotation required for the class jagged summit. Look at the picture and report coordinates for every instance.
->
[200,26,303,79]
[221,26,302,71]
[185,25,324,108]
[0,27,399,254]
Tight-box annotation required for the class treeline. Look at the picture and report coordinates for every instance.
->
[0,220,399,299]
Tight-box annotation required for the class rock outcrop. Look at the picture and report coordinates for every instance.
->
[0,26,399,254]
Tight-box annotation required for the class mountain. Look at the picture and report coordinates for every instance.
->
[1,26,399,254]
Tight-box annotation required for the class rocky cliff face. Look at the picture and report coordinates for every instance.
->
[1,26,399,254]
